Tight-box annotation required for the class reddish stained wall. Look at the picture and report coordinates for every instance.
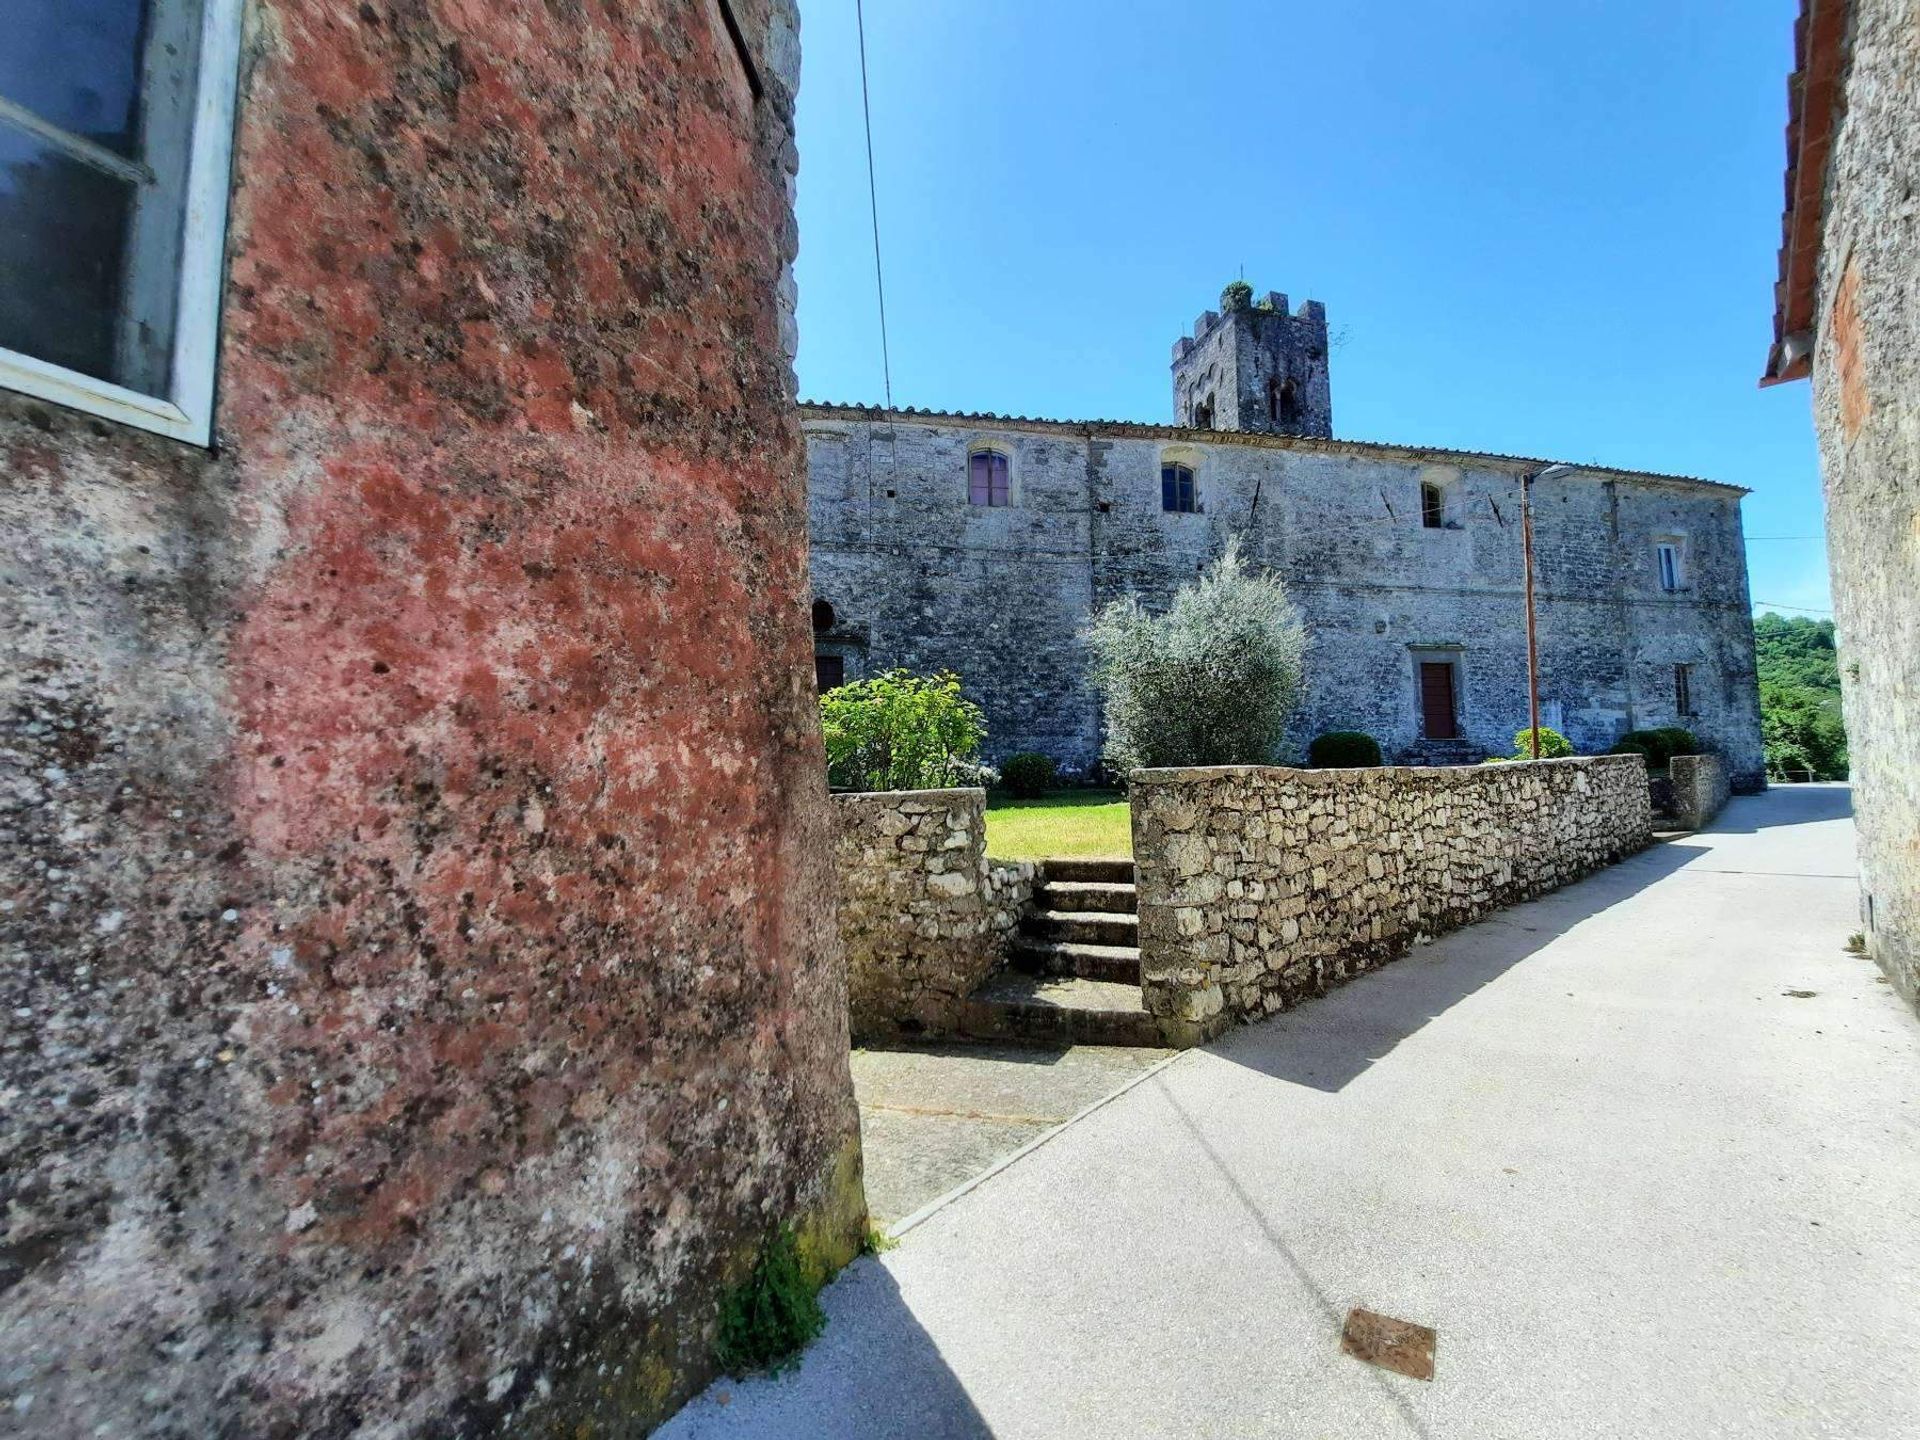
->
[0,2,861,1435]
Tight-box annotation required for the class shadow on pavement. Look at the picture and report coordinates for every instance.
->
[1694,783,1852,833]
[658,1258,994,1439]
[1154,1080,1435,1440]
[1206,838,1708,1093]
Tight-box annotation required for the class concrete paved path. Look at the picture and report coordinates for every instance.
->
[664,786,1920,1439]
[852,1043,1174,1225]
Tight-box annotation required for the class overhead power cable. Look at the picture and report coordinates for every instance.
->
[854,0,904,494]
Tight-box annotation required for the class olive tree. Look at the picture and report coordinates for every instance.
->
[1084,539,1306,773]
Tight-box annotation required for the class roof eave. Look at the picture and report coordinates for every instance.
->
[1762,0,1851,387]
[796,401,1749,496]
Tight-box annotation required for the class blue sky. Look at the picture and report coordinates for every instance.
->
[791,0,1834,619]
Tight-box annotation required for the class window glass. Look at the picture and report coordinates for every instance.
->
[4,1,152,158]
[0,0,200,396]
[0,127,135,379]
[1162,463,1196,513]
[968,450,1008,506]
[1657,543,1682,591]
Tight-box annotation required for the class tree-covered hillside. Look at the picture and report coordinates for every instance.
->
[1753,612,1848,780]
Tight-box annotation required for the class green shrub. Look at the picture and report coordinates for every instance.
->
[821,669,986,792]
[1651,726,1699,757]
[1308,731,1382,768]
[1609,734,1655,764]
[713,1226,826,1378]
[1610,726,1698,771]
[1084,539,1306,772]
[999,752,1058,799]
[1509,725,1574,759]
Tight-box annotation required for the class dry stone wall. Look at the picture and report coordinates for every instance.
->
[1668,754,1730,831]
[1132,756,1651,1026]
[832,789,1034,1039]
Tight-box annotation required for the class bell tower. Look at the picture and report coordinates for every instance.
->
[1170,280,1333,438]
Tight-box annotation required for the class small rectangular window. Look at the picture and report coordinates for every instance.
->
[1674,663,1692,716]
[1161,463,1196,513]
[968,450,1009,506]
[815,653,846,692]
[1656,542,1683,592]
[0,0,242,444]
[1421,482,1445,529]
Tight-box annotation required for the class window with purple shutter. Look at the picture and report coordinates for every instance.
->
[968,449,1010,506]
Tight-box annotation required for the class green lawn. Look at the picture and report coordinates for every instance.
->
[983,789,1132,860]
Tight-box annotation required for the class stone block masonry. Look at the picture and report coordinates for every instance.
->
[805,408,1767,789]
[1797,0,1920,1010]
[1131,757,1651,1025]
[0,2,866,1436]
[833,788,1035,1040]
[1668,754,1731,832]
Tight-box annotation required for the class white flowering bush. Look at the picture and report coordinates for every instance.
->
[1085,539,1306,773]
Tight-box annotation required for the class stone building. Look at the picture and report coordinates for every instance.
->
[1762,0,1918,1009]
[806,288,1766,788]
[1,3,863,1436]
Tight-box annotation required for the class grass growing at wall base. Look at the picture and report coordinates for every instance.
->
[713,1226,826,1378]
[985,789,1132,860]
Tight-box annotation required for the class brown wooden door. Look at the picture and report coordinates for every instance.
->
[1419,661,1457,739]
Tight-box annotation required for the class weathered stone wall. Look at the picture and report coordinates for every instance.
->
[1131,756,1651,1025]
[806,409,1766,788]
[831,788,1032,1039]
[1668,754,1731,832]
[1809,0,1920,1008]
[0,4,866,1437]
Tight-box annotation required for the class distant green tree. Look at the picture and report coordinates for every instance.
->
[1759,680,1848,780]
[1753,612,1842,691]
[1753,612,1848,779]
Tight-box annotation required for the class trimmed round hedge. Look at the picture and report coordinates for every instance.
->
[1308,731,1383,769]
[999,752,1058,799]
[1609,726,1699,771]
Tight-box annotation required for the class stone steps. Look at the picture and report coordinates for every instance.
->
[1033,879,1137,915]
[1010,937,1142,985]
[1021,907,1138,947]
[1026,860,1141,984]
[1038,856,1136,885]
[948,851,1167,1045]
[956,853,1160,1042]
[956,972,1165,1048]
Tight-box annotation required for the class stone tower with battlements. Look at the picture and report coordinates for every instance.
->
[1171,281,1333,437]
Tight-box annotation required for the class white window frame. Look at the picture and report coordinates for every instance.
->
[0,0,245,447]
